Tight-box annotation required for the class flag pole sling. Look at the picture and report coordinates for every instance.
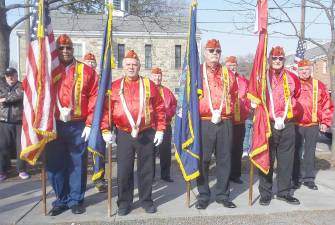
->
[186,181,190,207]
[107,94,112,217]
[249,161,254,206]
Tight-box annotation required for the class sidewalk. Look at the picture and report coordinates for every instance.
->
[1,152,335,225]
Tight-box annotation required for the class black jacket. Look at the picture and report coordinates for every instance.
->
[0,77,23,123]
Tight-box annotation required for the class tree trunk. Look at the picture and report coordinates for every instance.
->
[0,2,10,75]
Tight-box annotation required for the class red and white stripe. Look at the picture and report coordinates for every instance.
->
[20,24,60,165]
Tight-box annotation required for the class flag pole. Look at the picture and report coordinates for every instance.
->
[186,181,190,207]
[107,94,112,217]
[37,0,47,215]
[41,153,47,215]
[248,161,254,206]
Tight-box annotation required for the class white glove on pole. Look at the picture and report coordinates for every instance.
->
[153,131,164,147]
[102,131,115,144]
[81,126,91,142]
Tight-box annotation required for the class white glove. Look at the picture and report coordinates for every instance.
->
[274,117,285,130]
[153,131,164,146]
[81,126,91,142]
[102,131,116,144]
[59,107,72,122]
[251,102,257,109]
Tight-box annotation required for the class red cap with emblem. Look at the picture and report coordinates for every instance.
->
[270,46,285,56]
[151,67,162,75]
[84,52,96,61]
[225,56,237,63]
[56,34,73,46]
[125,50,139,60]
[206,39,221,49]
[298,59,312,67]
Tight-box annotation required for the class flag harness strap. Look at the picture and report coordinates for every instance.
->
[267,72,290,129]
[203,63,226,114]
[119,76,144,138]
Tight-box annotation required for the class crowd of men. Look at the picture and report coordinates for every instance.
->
[0,34,333,217]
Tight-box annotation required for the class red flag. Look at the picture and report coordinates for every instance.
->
[20,0,60,165]
[247,0,270,174]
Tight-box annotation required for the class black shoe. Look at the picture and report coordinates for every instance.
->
[230,177,243,184]
[118,207,130,216]
[259,196,271,206]
[48,205,68,216]
[195,200,209,209]
[71,204,85,214]
[303,181,318,190]
[161,177,174,182]
[277,195,300,205]
[292,181,301,189]
[144,205,157,214]
[95,179,107,193]
[216,199,237,208]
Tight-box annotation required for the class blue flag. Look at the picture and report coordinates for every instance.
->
[88,3,115,182]
[174,0,202,182]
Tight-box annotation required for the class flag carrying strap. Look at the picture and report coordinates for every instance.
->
[119,77,144,136]
[234,77,241,122]
[267,72,291,121]
[203,63,230,115]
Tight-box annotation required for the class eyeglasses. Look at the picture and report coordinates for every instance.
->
[272,56,284,61]
[207,48,221,54]
[58,46,73,51]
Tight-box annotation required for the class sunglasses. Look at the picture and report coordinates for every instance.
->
[207,49,221,54]
[272,56,284,61]
[58,46,73,51]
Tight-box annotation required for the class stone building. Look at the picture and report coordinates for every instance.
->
[15,8,201,94]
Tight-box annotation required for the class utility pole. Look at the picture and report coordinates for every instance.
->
[25,0,30,49]
[300,0,305,40]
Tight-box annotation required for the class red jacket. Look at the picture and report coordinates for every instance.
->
[102,76,166,133]
[157,85,177,124]
[233,74,250,124]
[55,60,99,126]
[266,69,301,121]
[199,64,237,120]
[297,78,333,127]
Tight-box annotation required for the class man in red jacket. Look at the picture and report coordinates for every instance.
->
[101,50,166,216]
[45,34,99,216]
[225,56,250,184]
[196,39,237,209]
[150,67,177,182]
[292,59,333,190]
[258,46,301,206]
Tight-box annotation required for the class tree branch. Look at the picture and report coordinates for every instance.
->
[5,3,34,12]
[272,0,299,37]
[9,12,33,31]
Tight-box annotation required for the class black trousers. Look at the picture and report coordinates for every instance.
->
[0,122,26,174]
[197,119,232,202]
[231,123,245,179]
[153,124,172,179]
[292,125,319,182]
[258,122,295,198]
[116,128,155,209]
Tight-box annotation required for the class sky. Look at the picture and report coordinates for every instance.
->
[6,0,331,65]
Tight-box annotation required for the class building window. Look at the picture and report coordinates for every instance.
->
[125,0,129,12]
[113,0,121,10]
[117,44,125,68]
[323,61,328,74]
[175,45,181,69]
[145,44,152,69]
[73,43,84,59]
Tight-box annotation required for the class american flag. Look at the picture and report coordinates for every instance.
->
[292,39,306,74]
[20,0,61,165]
